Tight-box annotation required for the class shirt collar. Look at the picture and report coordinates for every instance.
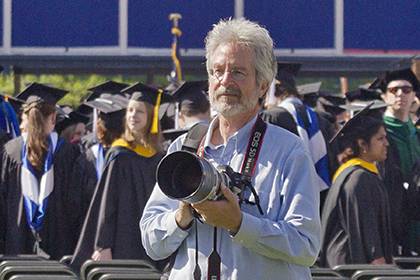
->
[203,114,258,152]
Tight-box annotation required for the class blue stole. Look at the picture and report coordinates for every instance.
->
[21,132,61,233]
[281,98,331,191]
[91,143,105,179]
[0,97,20,138]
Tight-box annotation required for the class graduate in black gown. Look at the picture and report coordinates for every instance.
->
[79,80,129,151]
[0,83,83,260]
[320,104,393,267]
[71,83,171,269]
[55,105,89,147]
[260,63,299,135]
[74,94,128,218]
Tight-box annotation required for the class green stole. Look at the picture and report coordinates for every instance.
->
[383,115,420,179]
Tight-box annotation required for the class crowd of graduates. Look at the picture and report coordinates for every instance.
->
[0,62,418,273]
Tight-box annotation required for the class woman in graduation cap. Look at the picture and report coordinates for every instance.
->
[0,83,84,260]
[319,104,393,267]
[72,94,128,219]
[71,83,170,269]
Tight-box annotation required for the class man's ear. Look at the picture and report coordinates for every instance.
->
[258,81,269,99]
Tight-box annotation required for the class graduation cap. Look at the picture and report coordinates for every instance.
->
[165,81,182,93]
[276,62,301,90]
[339,99,388,112]
[122,83,173,134]
[55,105,71,123]
[85,81,129,102]
[369,68,420,93]
[345,87,382,102]
[16,83,68,105]
[297,81,322,107]
[319,91,346,104]
[122,83,172,104]
[318,92,347,116]
[84,93,128,115]
[297,82,322,96]
[171,80,209,114]
[330,102,375,144]
[55,105,90,134]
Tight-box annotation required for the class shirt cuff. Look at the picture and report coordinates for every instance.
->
[165,210,192,239]
[231,212,261,244]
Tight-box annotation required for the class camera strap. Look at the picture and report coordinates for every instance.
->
[192,116,267,280]
[240,116,267,179]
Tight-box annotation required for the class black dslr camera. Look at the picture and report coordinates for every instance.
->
[156,151,263,214]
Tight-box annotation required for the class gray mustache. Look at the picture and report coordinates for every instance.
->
[215,87,241,97]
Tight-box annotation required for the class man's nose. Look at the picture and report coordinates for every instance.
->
[395,88,406,96]
[219,71,235,86]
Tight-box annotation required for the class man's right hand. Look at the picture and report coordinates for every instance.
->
[175,201,194,230]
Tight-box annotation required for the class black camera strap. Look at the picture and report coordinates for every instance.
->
[241,116,267,179]
[192,116,267,280]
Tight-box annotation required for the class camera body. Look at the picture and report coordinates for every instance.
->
[216,165,248,200]
[156,151,249,204]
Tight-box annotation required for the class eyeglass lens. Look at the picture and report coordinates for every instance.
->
[387,86,413,94]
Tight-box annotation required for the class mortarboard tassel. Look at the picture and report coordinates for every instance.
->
[151,89,163,134]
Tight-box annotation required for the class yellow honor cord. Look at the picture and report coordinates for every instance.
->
[111,138,156,158]
[151,89,162,134]
[332,158,379,183]
[171,27,182,36]
[171,43,183,81]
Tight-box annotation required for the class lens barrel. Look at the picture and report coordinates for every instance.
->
[156,151,222,204]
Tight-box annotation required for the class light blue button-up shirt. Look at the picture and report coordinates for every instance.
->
[140,115,321,280]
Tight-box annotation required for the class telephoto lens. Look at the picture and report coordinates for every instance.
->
[156,151,225,204]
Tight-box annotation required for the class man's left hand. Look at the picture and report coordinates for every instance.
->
[191,185,242,234]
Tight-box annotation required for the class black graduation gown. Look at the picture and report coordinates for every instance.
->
[0,136,83,260]
[316,111,340,176]
[378,141,410,255]
[320,166,393,267]
[260,106,298,135]
[70,146,163,269]
[0,130,11,150]
[73,147,99,222]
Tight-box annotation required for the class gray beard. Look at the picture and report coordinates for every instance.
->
[210,87,258,117]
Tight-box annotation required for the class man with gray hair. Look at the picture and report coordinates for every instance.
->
[140,18,320,279]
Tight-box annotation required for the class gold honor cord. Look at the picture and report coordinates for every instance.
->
[151,89,162,134]
[171,27,183,81]
[169,13,183,82]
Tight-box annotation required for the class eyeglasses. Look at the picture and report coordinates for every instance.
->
[210,68,247,82]
[386,86,413,95]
